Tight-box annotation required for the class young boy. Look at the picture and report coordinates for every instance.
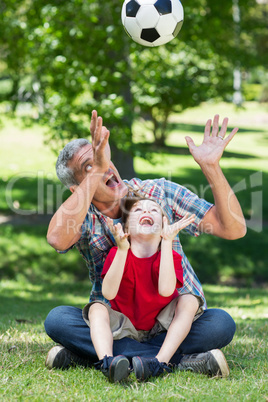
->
[82,197,199,382]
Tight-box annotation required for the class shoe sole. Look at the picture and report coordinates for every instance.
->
[110,357,130,382]
[132,356,145,381]
[46,345,91,370]
[45,345,66,369]
[211,349,230,378]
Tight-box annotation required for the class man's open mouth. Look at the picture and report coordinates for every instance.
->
[105,173,120,188]
[139,216,154,226]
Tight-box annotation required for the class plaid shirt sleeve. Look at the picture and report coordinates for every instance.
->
[163,179,213,236]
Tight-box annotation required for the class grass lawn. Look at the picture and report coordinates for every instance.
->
[0,101,268,400]
[3,102,266,284]
[133,101,268,284]
[0,280,267,401]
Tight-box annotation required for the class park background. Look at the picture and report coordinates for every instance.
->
[0,0,267,400]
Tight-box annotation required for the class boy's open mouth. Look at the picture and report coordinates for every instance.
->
[139,216,154,226]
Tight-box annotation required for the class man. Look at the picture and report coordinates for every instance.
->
[45,110,246,377]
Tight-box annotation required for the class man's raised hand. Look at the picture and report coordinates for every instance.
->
[185,114,239,168]
[90,110,111,173]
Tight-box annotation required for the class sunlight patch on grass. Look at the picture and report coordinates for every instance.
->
[170,101,268,128]
[135,154,200,178]
[0,115,57,178]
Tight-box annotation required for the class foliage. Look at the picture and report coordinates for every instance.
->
[131,44,231,145]
[243,83,262,101]
[0,102,267,285]
[0,0,267,156]
[0,0,136,175]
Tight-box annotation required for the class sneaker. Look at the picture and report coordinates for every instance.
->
[132,356,172,381]
[94,355,130,382]
[45,345,92,369]
[178,349,230,377]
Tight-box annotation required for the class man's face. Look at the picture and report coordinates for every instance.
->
[68,144,128,209]
[127,199,163,238]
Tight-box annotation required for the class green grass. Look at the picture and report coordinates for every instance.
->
[0,281,267,401]
[0,102,267,400]
[0,101,268,283]
[133,101,268,283]
[0,113,64,214]
[0,224,85,282]
[0,114,56,178]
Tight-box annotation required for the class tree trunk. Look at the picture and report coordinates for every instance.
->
[111,144,136,180]
[10,76,20,112]
[151,109,170,147]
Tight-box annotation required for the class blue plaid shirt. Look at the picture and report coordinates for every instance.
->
[69,178,213,310]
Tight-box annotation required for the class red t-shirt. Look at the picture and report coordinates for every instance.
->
[101,248,183,331]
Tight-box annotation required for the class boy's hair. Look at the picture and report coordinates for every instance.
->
[121,196,164,230]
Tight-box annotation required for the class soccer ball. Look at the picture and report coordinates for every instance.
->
[121,0,184,47]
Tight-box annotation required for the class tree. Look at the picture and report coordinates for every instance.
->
[28,0,136,177]
[0,0,267,164]
[131,43,232,146]
[0,0,32,110]
[0,0,136,177]
[130,0,268,145]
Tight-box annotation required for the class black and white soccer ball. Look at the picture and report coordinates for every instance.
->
[121,0,184,47]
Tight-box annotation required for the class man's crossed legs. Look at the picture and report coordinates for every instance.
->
[44,306,235,381]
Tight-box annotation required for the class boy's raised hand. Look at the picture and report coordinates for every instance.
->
[161,213,196,241]
[106,217,130,250]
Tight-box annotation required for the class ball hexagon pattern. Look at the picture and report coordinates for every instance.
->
[121,0,184,47]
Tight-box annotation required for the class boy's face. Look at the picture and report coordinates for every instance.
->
[127,199,163,237]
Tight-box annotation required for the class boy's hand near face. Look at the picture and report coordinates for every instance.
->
[106,217,130,251]
[161,213,196,242]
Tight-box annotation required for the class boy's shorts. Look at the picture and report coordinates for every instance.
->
[82,295,203,343]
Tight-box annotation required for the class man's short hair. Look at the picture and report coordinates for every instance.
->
[56,138,90,188]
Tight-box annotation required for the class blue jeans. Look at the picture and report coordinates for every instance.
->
[44,306,236,365]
